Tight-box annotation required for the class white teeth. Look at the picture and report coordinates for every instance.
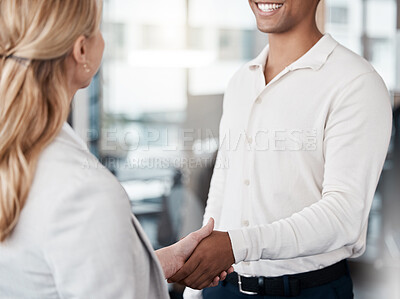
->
[257,3,283,12]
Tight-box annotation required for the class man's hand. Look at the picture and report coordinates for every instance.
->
[167,230,235,290]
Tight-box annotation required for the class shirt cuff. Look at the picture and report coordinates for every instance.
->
[229,224,279,263]
[183,287,202,299]
[228,229,249,263]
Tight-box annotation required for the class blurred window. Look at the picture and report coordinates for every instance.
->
[326,0,397,89]
[101,0,262,131]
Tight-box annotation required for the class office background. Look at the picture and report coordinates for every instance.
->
[69,0,400,298]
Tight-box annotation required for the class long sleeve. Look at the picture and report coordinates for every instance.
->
[228,71,393,263]
[43,170,168,299]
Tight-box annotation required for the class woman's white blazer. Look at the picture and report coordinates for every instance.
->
[0,123,169,299]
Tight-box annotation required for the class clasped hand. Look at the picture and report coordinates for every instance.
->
[156,218,235,290]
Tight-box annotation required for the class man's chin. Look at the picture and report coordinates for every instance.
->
[256,21,289,34]
[257,25,279,34]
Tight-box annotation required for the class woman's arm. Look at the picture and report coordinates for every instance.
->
[43,172,170,299]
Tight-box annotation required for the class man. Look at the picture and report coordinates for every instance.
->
[169,0,392,298]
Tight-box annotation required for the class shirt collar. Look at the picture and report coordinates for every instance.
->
[248,33,338,72]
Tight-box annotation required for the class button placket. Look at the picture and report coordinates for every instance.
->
[241,66,292,227]
[241,145,251,226]
[242,94,259,229]
[241,127,253,228]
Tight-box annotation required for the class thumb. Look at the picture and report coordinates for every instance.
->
[184,218,214,247]
[174,218,214,260]
[195,218,214,240]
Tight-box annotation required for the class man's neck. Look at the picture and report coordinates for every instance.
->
[265,23,323,84]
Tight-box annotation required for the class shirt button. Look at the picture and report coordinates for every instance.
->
[244,179,250,186]
[242,220,249,227]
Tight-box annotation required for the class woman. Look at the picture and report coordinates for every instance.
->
[0,1,230,298]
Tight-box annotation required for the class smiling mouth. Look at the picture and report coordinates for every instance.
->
[256,2,284,13]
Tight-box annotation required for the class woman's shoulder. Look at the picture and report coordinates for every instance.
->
[31,124,128,205]
[16,124,131,248]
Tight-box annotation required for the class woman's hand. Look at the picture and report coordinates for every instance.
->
[155,218,234,288]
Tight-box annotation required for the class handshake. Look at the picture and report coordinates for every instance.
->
[155,218,235,290]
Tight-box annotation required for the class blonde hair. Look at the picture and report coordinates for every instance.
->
[0,0,102,241]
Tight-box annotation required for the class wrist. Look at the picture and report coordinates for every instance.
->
[227,229,244,264]
[223,231,235,265]
[155,247,175,279]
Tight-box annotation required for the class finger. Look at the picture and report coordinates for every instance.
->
[209,276,220,288]
[178,254,226,289]
[191,267,222,290]
[168,257,200,283]
[178,218,214,255]
[219,271,227,281]
[196,272,218,290]
[227,266,234,274]
[179,266,209,289]
[191,218,214,242]
[178,263,213,289]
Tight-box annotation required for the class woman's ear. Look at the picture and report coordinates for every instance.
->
[72,35,87,64]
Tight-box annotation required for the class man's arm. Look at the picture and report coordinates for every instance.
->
[228,71,392,262]
[170,71,393,289]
